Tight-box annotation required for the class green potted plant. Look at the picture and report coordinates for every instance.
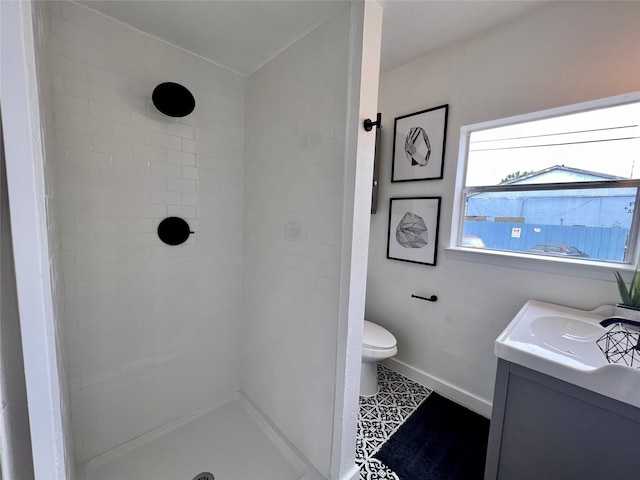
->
[597,270,640,368]
[613,269,640,321]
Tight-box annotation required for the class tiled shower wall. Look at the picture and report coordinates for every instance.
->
[244,6,352,476]
[42,1,245,462]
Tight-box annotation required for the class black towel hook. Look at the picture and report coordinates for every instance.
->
[364,112,382,132]
[412,294,438,302]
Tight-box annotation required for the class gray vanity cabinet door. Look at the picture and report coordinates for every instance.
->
[486,360,640,480]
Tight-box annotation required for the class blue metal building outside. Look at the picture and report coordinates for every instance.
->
[463,166,636,261]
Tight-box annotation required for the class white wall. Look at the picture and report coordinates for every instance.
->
[367,1,640,415]
[41,1,245,462]
[28,0,379,473]
[243,3,378,477]
[0,1,70,477]
[31,1,77,475]
[0,117,35,480]
[330,3,382,479]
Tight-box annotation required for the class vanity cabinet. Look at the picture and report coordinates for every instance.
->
[485,359,640,480]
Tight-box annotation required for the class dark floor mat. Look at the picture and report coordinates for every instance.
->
[374,392,490,480]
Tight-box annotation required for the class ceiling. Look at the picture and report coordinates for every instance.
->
[380,1,546,73]
[77,0,548,76]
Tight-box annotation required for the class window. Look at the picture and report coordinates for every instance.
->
[452,92,640,265]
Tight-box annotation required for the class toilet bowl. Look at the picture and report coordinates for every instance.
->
[361,320,397,396]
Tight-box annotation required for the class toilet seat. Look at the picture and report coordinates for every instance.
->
[363,320,396,350]
[362,320,397,360]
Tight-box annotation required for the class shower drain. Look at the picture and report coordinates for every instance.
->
[192,473,214,480]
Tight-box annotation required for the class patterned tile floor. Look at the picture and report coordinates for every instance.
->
[357,365,431,480]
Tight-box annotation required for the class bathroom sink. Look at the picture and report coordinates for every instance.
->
[528,315,605,366]
[495,300,640,408]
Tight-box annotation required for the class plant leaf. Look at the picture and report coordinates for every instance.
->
[632,291,640,308]
[615,271,633,306]
[632,283,640,307]
[629,268,640,301]
[633,274,640,307]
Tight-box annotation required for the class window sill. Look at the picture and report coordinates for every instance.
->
[444,246,635,282]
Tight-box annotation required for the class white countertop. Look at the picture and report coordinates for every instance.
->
[495,300,640,408]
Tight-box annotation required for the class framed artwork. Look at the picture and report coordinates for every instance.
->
[391,104,448,182]
[387,197,441,266]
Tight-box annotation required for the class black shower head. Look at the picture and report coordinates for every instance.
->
[152,82,195,117]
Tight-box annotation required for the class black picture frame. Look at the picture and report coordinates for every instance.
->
[387,197,441,266]
[391,104,448,182]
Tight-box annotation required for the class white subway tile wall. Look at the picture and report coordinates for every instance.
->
[43,1,245,462]
[243,6,351,476]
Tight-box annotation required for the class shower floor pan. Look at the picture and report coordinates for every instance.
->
[78,393,321,480]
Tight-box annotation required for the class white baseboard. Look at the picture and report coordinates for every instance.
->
[383,358,493,418]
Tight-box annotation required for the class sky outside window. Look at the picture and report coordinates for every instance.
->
[466,102,640,186]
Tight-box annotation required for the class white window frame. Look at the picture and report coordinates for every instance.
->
[449,91,640,275]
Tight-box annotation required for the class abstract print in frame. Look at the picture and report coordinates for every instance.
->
[391,104,448,182]
[387,197,441,266]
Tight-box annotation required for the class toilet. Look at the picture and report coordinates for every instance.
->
[361,320,398,396]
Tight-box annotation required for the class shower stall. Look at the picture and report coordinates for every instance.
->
[0,1,382,479]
